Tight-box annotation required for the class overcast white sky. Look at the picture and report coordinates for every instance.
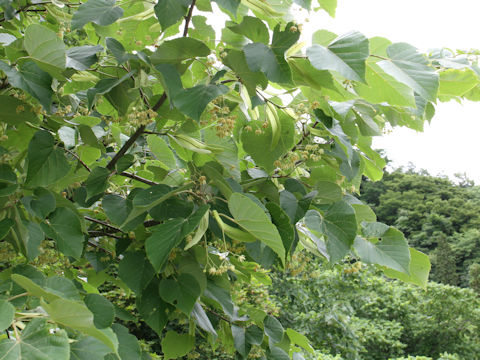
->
[299,0,480,183]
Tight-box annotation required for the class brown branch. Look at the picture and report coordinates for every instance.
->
[84,216,125,233]
[152,92,167,112]
[120,172,158,186]
[183,0,197,37]
[106,125,146,171]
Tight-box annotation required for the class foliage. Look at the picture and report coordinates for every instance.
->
[271,255,480,360]
[1,0,480,358]
[361,168,480,286]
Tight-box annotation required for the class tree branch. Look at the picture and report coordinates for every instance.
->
[120,172,158,186]
[106,125,146,171]
[183,0,197,37]
[84,216,125,234]
[64,148,91,172]
[152,92,167,112]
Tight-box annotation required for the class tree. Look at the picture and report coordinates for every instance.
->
[0,0,479,358]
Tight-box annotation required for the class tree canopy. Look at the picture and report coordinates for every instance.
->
[1,0,480,359]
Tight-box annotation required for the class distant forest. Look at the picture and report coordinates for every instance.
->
[360,167,480,289]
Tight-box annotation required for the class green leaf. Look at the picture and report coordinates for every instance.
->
[66,45,103,71]
[232,325,250,357]
[145,218,184,272]
[71,0,124,30]
[318,0,337,17]
[70,336,112,360]
[314,181,343,203]
[112,324,142,360]
[241,111,295,173]
[438,68,479,97]
[378,43,439,101]
[151,38,210,63]
[305,202,357,263]
[0,95,37,126]
[245,325,264,345]
[223,49,268,96]
[105,38,136,65]
[161,331,194,360]
[118,251,155,294]
[266,202,295,255]
[44,276,81,300]
[0,318,69,360]
[383,248,431,288]
[243,43,290,84]
[354,227,411,274]
[154,64,183,104]
[228,16,269,44]
[173,84,229,121]
[86,71,135,110]
[307,31,369,82]
[24,24,66,78]
[191,302,217,335]
[11,274,59,302]
[85,167,110,201]
[289,58,336,92]
[0,60,53,112]
[136,280,169,335]
[146,135,176,169]
[0,218,14,241]
[0,300,14,332]
[102,194,131,226]
[354,62,416,106]
[286,328,314,354]
[213,0,240,16]
[85,294,115,329]
[25,131,70,187]
[159,273,201,315]
[154,0,191,31]
[203,281,235,318]
[23,187,56,219]
[47,207,85,259]
[42,298,118,352]
[264,315,284,343]
[228,193,285,265]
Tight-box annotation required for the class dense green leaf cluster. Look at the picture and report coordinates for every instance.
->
[1,0,480,358]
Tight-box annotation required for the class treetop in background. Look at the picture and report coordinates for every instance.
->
[1,0,480,358]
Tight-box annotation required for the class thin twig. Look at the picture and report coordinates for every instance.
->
[120,172,158,186]
[64,148,91,172]
[106,125,146,171]
[152,92,167,111]
[182,0,197,37]
[87,240,115,256]
[84,216,125,233]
